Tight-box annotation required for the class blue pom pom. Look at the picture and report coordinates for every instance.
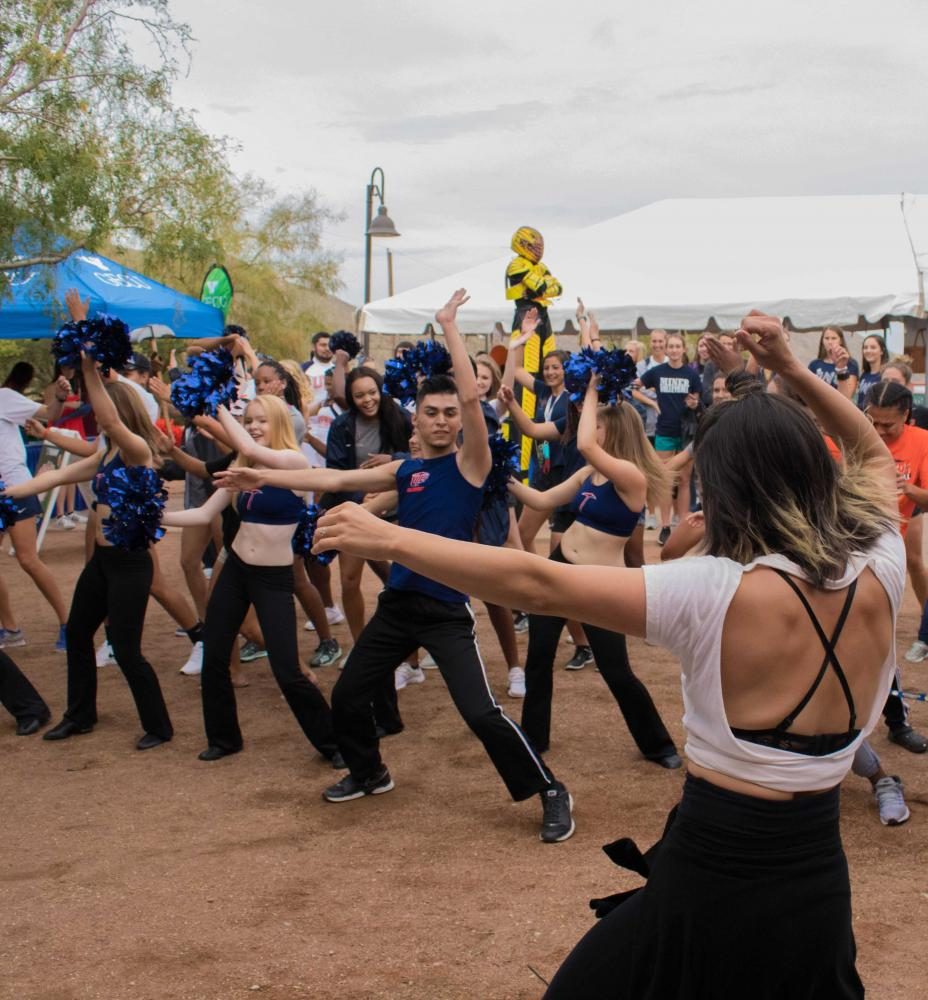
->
[0,481,25,533]
[483,434,519,510]
[51,314,131,375]
[86,314,132,375]
[52,321,86,369]
[170,348,238,418]
[101,466,166,551]
[329,330,361,359]
[292,503,336,564]
[564,347,638,405]
[383,340,452,405]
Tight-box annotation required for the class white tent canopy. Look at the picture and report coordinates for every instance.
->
[360,194,927,335]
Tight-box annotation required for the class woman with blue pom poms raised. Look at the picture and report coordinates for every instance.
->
[507,371,682,769]
[161,394,342,766]
[3,301,174,750]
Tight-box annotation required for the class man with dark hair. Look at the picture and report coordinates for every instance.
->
[303,331,333,400]
[217,291,574,843]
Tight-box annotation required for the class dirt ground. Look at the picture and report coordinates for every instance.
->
[1,494,927,1000]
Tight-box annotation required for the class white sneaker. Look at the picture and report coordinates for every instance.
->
[904,640,928,663]
[70,511,88,524]
[874,775,910,826]
[395,662,426,690]
[508,666,526,698]
[420,651,438,669]
[96,640,115,667]
[326,605,345,625]
[55,515,76,531]
[180,641,203,676]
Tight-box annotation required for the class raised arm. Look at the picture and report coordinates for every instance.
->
[214,460,402,496]
[216,405,307,470]
[512,308,541,391]
[434,289,490,485]
[315,503,647,636]
[330,350,349,409]
[81,354,151,466]
[25,420,99,458]
[576,380,647,509]
[508,467,589,512]
[735,314,894,488]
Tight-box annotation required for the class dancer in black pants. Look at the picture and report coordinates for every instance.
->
[504,376,680,766]
[219,290,575,842]
[163,394,339,764]
[3,338,174,750]
[0,651,50,734]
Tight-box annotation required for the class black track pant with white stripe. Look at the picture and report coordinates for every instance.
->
[331,588,554,800]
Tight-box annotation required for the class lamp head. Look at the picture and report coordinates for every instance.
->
[367,205,400,238]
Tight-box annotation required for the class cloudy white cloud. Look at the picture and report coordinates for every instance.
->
[155,0,928,307]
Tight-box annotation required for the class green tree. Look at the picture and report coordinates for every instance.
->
[0,0,237,274]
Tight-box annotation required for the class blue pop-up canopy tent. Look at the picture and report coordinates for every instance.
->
[0,246,224,339]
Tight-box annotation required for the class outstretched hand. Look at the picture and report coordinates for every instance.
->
[213,466,264,491]
[64,288,89,322]
[520,306,541,338]
[735,312,797,375]
[704,336,746,375]
[314,502,399,561]
[435,288,470,326]
[497,384,515,408]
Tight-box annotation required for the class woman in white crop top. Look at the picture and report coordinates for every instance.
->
[313,313,902,1000]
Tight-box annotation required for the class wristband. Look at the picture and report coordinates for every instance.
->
[56,394,67,402]
[836,371,850,381]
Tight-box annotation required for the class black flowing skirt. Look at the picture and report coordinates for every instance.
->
[545,775,863,1000]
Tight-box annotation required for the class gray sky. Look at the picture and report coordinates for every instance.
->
[163,0,928,308]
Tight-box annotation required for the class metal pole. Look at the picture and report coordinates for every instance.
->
[387,248,394,297]
[363,182,373,356]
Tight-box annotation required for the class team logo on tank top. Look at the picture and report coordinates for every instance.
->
[408,471,430,494]
[578,491,596,511]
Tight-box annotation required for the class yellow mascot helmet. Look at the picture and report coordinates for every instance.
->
[511,226,544,264]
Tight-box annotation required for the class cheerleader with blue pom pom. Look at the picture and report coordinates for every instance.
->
[161,395,341,765]
[2,325,174,751]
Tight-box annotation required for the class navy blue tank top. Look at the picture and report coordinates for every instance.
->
[569,475,641,538]
[236,485,305,525]
[389,452,484,603]
[92,451,126,509]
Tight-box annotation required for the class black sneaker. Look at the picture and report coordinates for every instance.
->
[540,781,575,843]
[565,645,593,671]
[888,725,928,754]
[513,612,529,634]
[311,638,343,668]
[658,526,671,547]
[322,767,394,802]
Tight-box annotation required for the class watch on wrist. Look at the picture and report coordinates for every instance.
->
[836,369,850,381]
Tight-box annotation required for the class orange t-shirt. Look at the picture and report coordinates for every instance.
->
[885,424,928,533]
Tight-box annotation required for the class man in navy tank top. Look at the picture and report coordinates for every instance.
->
[218,290,574,842]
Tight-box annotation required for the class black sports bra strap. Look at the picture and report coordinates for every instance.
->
[770,570,858,731]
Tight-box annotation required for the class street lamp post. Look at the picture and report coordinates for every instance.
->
[362,166,400,355]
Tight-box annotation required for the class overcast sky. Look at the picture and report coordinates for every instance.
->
[163,0,928,308]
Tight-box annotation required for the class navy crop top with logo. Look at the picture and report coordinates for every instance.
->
[389,452,484,603]
[569,475,641,538]
[91,451,127,509]
[236,485,305,525]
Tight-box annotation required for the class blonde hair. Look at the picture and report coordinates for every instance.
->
[624,340,644,364]
[279,359,313,414]
[234,395,300,470]
[104,382,167,463]
[597,404,673,510]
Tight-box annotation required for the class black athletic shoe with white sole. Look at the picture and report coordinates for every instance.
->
[323,767,394,802]
[540,781,575,843]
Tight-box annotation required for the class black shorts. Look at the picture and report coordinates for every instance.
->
[550,509,575,534]
[11,495,41,524]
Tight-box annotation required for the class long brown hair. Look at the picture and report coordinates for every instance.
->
[597,404,672,510]
[694,389,896,586]
[104,382,166,464]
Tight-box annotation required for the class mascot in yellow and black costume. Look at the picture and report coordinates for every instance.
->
[505,226,562,475]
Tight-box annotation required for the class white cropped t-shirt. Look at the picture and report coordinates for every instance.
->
[643,529,905,793]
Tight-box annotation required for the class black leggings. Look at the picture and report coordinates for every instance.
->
[0,650,48,726]
[522,546,676,759]
[201,549,337,756]
[65,544,172,739]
